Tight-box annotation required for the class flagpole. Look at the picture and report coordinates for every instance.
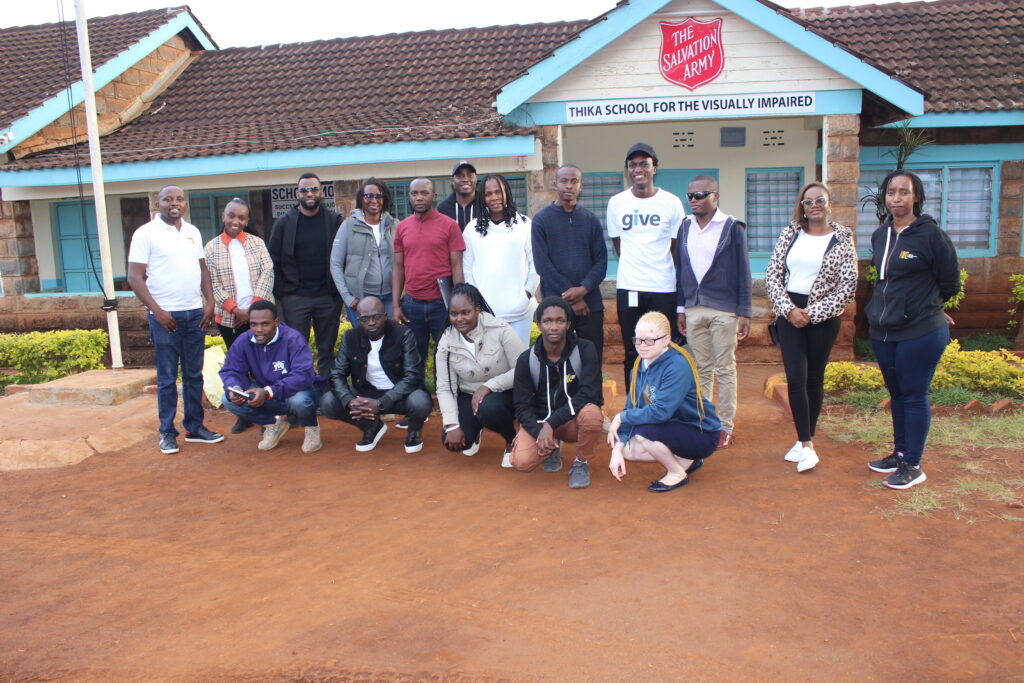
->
[74,0,123,368]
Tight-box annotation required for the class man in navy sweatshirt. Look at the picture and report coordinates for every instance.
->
[219,300,327,453]
[531,164,609,367]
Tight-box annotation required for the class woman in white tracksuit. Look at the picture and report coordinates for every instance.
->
[463,174,537,346]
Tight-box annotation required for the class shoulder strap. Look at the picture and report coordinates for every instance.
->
[529,346,582,387]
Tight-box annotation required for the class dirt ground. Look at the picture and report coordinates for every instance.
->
[1,363,1021,682]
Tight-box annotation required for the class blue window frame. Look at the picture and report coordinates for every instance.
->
[188,191,246,243]
[857,164,999,257]
[745,167,804,254]
[387,175,529,222]
[580,172,624,279]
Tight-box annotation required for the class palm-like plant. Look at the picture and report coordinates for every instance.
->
[859,121,934,224]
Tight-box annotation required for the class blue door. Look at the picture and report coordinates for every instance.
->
[54,201,101,293]
[655,169,719,201]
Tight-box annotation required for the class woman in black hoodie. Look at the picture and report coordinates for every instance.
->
[864,170,960,490]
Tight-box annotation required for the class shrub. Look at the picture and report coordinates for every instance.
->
[958,332,1012,352]
[1009,274,1024,328]
[0,329,108,388]
[854,337,876,361]
[823,361,884,392]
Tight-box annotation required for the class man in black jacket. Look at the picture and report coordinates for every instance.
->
[511,297,603,489]
[319,296,431,453]
[268,172,343,377]
[436,160,478,232]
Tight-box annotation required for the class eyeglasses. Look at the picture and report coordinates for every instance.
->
[362,193,384,200]
[627,160,653,170]
[297,186,322,195]
[800,197,828,207]
[686,191,716,200]
[357,313,387,324]
[632,334,667,347]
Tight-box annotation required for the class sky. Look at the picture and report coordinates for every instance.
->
[1,0,919,47]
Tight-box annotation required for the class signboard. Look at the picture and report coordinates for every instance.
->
[660,18,724,91]
[270,184,336,219]
[565,92,816,124]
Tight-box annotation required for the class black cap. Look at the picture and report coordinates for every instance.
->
[625,142,658,165]
[452,160,477,175]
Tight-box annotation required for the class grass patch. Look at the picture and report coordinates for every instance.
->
[1001,514,1024,522]
[951,478,1019,504]
[853,337,876,361]
[890,489,944,516]
[929,385,993,406]
[824,387,888,409]
[958,332,1013,352]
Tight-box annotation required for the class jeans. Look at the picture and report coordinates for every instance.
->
[223,384,323,427]
[280,293,343,378]
[319,386,432,431]
[149,309,205,436]
[344,292,393,326]
[871,325,949,467]
[402,295,448,382]
[616,289,678,385]
[777,293,842,442]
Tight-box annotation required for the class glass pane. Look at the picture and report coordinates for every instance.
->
[387,175,528,222]
[856,168,942,252]
[745,169,801,252]
[946,167,992,250]
[580,173,624,262]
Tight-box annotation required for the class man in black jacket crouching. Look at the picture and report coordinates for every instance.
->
[320,296,431,453]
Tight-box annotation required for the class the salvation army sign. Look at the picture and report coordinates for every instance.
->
[660,18,724,91]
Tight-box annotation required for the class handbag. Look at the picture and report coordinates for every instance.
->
[768,318,782,347]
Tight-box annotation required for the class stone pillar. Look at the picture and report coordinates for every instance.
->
[822,114,861,360]
[526,125,562,215]
[333,179,362,221]
[0,193,39,296]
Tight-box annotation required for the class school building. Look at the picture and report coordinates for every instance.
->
[1,0,1021,362]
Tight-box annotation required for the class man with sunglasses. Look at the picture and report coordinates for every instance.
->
[675,175,752,450]
[320,296,431,454]
[606,142,685,385]
[268,172,344,377]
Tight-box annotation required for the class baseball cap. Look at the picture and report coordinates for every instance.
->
[452,160,477,175]
[625,142,658,165]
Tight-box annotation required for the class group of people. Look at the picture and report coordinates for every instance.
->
[126,142,958,493]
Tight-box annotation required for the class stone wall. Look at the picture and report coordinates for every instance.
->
[0,195,39,296]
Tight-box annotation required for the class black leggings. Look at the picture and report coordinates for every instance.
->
[440,390,517,450]
[776,292,841,442]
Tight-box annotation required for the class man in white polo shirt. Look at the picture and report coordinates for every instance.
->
[606,142,684,384]
[127,185,224,454]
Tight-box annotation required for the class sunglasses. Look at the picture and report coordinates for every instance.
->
[632,334,667,347]
[297,186,322,195]
[362,193,384,200]
[800,197,828,207]
[686,191,716,200]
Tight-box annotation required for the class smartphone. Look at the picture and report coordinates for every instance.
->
[227,386,254,402]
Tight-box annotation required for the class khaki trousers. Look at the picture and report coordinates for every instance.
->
[685,305,738,432]
[510,403,604,471]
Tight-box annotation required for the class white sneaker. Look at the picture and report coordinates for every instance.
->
[258,416,290,451]
[797,446,819,472]
[501,446,513,469]
[462,435,481,457]
[302,425,322,453]
[784,441,803,462]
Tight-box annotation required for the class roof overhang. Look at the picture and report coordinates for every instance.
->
[0,9,217,155]
[495,0,925,117]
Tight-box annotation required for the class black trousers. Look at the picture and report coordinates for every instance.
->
[217,322,247,349]
[776,292,841,443]
[615,289,678,385]
[440,390,516,450]
[572,308,605,376]
[319,386,432,432]
[280,293,343,378]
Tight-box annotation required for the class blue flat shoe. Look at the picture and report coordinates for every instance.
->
[648,477,689,493]
[685,458,704,475]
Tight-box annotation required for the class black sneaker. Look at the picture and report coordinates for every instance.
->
[542,446,563,472]
[159,433,179,454]
[356,421,387,452]
[567,459,591,489]
[231,416,253,434]
[396,416,428,429]
[404,429,423,454]
[868,451,902,473]
[883,462,927,490]
[184,426,224,444]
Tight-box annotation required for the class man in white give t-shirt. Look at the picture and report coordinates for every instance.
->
[606,142,684,384]
[127,185,224,455]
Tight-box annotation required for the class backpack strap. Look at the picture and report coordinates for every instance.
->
[529,345,582,388]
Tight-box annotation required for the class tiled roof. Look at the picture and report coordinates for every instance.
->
[795,0,1024,112]
[0,7,195,131]
[4,21,588,170]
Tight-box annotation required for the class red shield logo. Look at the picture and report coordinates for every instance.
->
[659,18,724,91]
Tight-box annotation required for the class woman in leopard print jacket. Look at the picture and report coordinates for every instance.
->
[764,182,857,473]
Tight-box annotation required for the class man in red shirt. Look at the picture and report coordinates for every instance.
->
[392,177,466,379]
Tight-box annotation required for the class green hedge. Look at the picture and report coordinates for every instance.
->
[0,329,108,389]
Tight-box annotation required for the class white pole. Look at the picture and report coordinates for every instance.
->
[74,0,123,368]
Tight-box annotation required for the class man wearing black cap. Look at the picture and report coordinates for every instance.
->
[437,160,478,232]
[606,142,685,384]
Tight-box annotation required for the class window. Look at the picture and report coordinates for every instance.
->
[745,168,803,252]
[386,175,528,221]
[188,191,246,243]
[856,165,996,254]
[580,173,624,275]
